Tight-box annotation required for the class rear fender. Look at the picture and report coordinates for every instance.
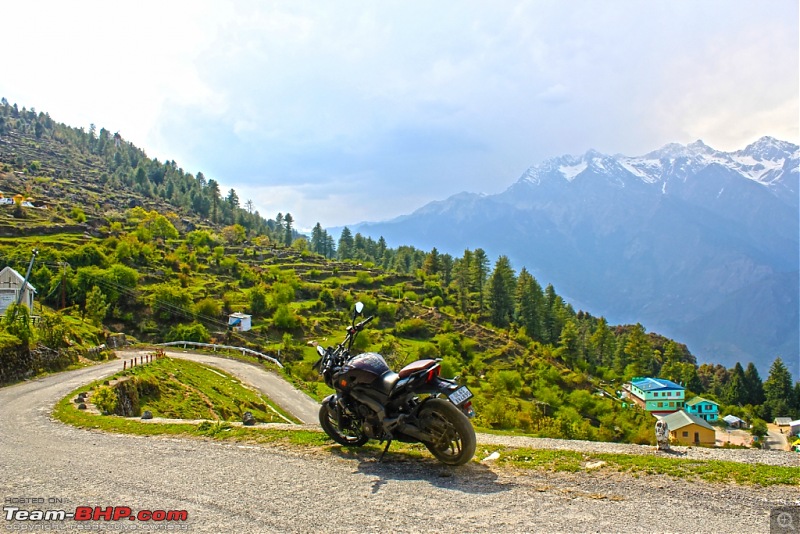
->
[414,379,475,418]
[410,376,461,397]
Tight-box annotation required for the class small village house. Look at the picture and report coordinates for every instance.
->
[790,420,800,437]
[685,397,719,422]
[228,312,252,332]
[722,414,746,429]
[774,417,792,427]
[660,410,716,446]
[624,377,685,416]
[0,266,36,314]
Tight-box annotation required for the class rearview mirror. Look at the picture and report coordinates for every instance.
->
[316,345,325,357]
[355,301,364,315]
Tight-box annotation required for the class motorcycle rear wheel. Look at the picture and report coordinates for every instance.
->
[319,403,369,447]
[418,398,476,466]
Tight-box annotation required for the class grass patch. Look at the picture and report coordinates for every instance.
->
[127,356,293,422]
[497,447,798,486]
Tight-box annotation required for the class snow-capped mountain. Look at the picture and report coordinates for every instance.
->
[519,136,797,197]
[354,137,799,376]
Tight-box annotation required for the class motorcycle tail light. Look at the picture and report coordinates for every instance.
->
[425,366,440,383]
[339,379,348,388]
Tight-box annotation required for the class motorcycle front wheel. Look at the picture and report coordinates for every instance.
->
[418,398,476,466]
[319,403,369,447]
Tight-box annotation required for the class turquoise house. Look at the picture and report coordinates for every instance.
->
[685,397,719,422]
[625,377,685,415]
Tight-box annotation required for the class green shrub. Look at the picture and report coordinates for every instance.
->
[395,318,432,339]
[166,322,211,343]
[70,207,87,223]
[93,386,118,414]
[273,304,299,331]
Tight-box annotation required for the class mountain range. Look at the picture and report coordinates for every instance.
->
[352,136,800,377]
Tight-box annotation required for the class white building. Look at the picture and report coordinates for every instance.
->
[790,420,800,437]
[0,266,36,314]
[228,312,252,332]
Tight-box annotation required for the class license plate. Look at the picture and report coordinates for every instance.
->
[448,386,473,406]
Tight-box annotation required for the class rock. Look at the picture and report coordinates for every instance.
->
[242,412,256,426]
[77,403,87,410]
[481,451,500,462]
[141,410,153,420]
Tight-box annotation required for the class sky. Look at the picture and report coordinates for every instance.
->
[2,1,798,230]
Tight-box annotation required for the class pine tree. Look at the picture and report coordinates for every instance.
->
[623,323,653,379]
[587,317,614,368]
[557,319,582,366]
[440,253,453,286]
[743,362,765,406]
[453,250,473,314]
[338,227,354,260]
[206,179,220,223]
[283,213,294,246]
[763,357,793,419]
[515,268,545,342]
[423,247,440,276]
[310,223,325,255]
[471,248,489,312]
[488,255,516,327]
[723,362,747,406]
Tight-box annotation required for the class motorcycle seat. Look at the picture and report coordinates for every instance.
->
[398,359,437,378]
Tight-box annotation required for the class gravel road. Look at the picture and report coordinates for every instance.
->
[1,355,798,533]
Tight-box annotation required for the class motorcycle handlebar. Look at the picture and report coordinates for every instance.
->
[356,315,375,330]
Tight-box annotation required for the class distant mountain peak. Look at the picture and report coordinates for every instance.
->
[517,137,798,193]
[738,136,798,161]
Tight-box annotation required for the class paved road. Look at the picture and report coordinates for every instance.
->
[764,424,790,451]
[1,356,797,533]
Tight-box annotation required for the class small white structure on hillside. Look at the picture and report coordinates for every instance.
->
[0,266,36,314]
[228,312,252,332]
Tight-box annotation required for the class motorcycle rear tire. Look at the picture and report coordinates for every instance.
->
[418,398,476,466]
[319,403,369,447]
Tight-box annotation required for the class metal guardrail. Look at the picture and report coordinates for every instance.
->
[156,341,283,368]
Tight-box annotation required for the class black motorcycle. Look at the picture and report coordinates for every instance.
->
[314,302,477,466]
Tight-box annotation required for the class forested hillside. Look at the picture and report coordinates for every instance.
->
[1,99,798,444]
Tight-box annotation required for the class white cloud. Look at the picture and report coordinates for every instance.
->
[1,1,796,228]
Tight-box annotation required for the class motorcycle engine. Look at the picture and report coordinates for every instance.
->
[352,403,382,439]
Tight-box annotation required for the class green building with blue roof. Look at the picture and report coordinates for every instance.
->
[625,377,685,415]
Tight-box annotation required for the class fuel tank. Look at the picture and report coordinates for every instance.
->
[334,352,391,390]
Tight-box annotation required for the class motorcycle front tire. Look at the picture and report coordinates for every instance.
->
[418,398,476,466]
[319,403,369,447]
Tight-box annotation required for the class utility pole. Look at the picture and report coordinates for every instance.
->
[59,262,69,310]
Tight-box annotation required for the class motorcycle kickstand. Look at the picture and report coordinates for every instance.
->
[378,440,393,462]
